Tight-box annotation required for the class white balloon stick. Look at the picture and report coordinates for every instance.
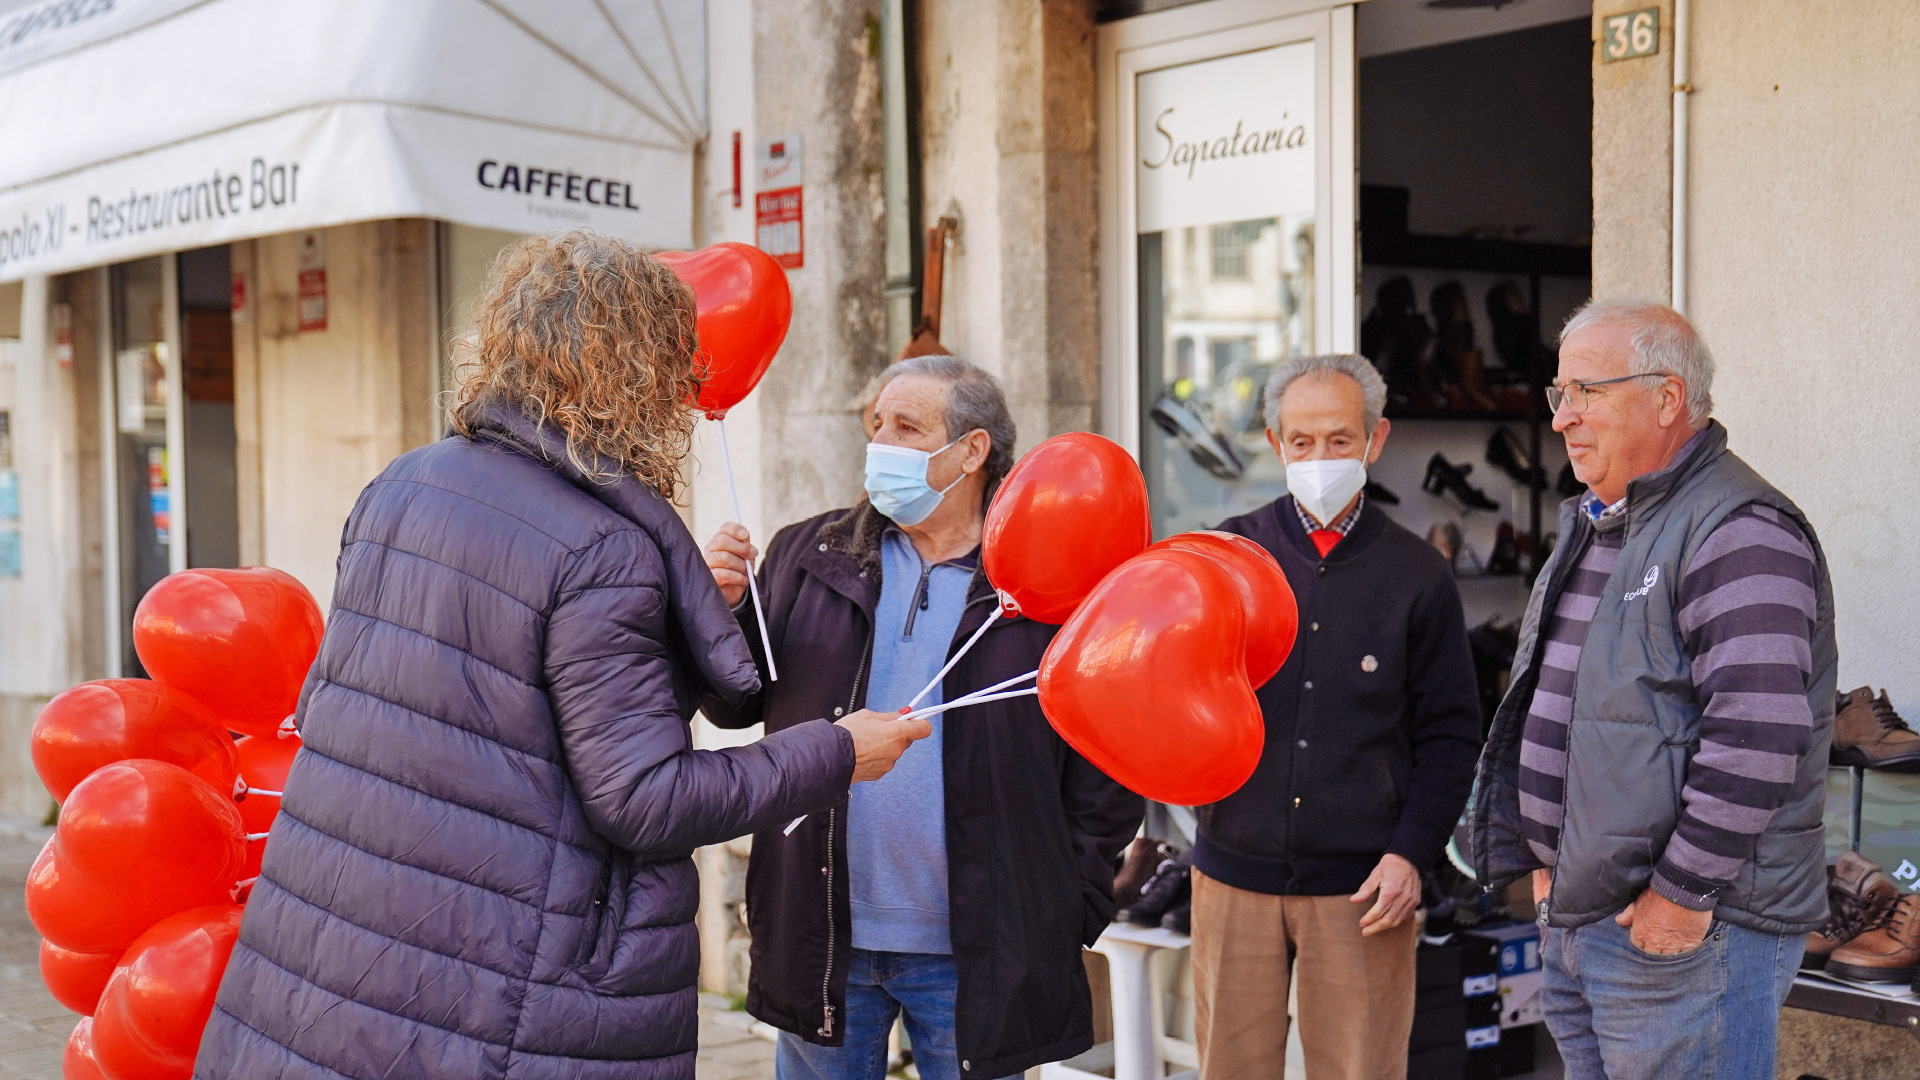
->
[904,608,1005,711]
[718,415,778,682]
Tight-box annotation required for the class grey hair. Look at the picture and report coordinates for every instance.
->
[877,354,1018,507]
[1560,298,1715,426]
[1262,353,1388,434]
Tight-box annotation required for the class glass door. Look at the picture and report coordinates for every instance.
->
[108,257,178,675]
[1099,1,1356,537]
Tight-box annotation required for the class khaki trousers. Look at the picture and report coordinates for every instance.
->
[1190,868,1417,1080]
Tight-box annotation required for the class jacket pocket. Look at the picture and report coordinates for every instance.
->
[578,849,631,980]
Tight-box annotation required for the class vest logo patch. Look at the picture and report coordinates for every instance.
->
[1623,564,1661,602]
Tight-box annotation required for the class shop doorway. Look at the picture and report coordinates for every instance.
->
[1354,0,1592,646]
[104,245,240,675]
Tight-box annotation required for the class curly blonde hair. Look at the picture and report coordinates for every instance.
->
[450,230,702,499]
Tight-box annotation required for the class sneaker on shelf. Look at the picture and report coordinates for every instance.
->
[1118,849,1191,928]
[1803,852,1899,971]
[1830,687,1920,771]
[1113,837,1176,913]
[1827,894,1920,983]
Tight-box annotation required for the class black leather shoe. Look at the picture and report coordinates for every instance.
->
[1119,849,1191,927]
[1486,522,1521,575]
[1364,480,1400,505]
[1486,427,1545,489]
[1423,453,1499,512]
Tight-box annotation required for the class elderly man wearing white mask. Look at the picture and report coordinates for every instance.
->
[1197,353,1483,1080]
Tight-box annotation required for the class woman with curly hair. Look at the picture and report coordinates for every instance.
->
[195,230,927,1080]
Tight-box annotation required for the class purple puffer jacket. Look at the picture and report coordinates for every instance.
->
[194,403,856,1080]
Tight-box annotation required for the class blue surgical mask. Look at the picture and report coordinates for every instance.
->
[865,438,965,526]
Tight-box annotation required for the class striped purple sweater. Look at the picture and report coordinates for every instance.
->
[1517,500,1819,912]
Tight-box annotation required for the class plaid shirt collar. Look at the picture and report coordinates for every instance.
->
[1293,491,1365,536]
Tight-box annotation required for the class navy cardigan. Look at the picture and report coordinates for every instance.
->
[1198,496,1483,896]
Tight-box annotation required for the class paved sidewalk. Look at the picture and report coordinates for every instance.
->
[0,828,72,1080]
[695,995,777,1080]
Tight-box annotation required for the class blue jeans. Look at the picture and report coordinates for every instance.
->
[1540,913,1803,1080]
[775,950,1014,1080]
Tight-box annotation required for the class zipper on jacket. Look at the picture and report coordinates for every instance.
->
[902,561,934,639]
[821,623,874,1039]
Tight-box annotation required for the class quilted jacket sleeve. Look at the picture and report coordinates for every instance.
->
[546,527,855,858]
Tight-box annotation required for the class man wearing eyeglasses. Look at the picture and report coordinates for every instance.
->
[1470,299,1835,1080]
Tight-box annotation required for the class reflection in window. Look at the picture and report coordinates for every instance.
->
[1141,215,1315,536]
[1209,221,1262,280]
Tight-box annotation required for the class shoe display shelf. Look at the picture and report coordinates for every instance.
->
[1360,186,1588,612]
[1786,765,1920,1043]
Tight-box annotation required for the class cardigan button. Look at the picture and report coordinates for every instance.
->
[818,543,828,552]
[1317,565,1327,575]
[1310,622,1319,632]
[1297,739,1307,748]
[1304,680,1313,690]
[833,707,844,716]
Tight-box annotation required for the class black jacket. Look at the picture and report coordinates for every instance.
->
[1199,497,1481,895]
[702,501,1143,1079]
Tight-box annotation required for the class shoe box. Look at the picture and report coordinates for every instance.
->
[1410,933,1508,1080]
[1471,920,1544,1029]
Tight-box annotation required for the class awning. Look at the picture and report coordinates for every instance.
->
[0,0,706,282]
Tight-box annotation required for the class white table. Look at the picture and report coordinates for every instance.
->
[1043,922,1198,1080]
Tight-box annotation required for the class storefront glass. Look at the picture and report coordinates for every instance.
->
[109,257,171,675]
[1131,42,1320,537]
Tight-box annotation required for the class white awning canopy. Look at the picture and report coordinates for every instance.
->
[0,0,706,281]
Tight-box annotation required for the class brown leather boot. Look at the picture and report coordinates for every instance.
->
[1830,687,1920,770]
[1828,893,1920,983]
[1803,852,1899,970]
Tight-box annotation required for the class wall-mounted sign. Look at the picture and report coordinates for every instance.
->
[758,134,803,190]
[1135,42,1316,234]
[1600,8,1659,62]
[756,188,803,270]
[296,231,326,333]
[756,133,803,269]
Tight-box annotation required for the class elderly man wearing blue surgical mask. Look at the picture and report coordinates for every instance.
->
[701,354,1142,1080]
[1195,353,1483,1080]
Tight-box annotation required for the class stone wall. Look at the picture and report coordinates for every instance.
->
[917,0,1100,445]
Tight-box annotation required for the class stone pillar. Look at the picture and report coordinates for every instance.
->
[1590,1,1674,301]
[918,0,1099,447]
[743,0,888,529]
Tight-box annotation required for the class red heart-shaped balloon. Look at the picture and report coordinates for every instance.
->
[91,904,243,1080]
[27,761,247,955]
[655,242,793,418]
[40,939,121,1016]
[232,735,299,880]
[1038,548,1264,805]
[1147,531,1298,688]
[65,1017,110,1080]
[131,568,324,739]
[31,679,239,803]
[983,433,1151,624]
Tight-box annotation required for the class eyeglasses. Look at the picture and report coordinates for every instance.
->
[1545,373,1671,414]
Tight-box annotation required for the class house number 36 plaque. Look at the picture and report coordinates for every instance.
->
[1601,8,1660,63]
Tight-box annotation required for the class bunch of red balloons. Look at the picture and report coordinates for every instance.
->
[983,434,1299,806]
[31,567,321,1080]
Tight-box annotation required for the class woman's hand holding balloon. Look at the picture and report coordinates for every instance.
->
[704,523,758,608]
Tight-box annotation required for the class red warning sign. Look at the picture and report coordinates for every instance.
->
[755,186,803,270]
